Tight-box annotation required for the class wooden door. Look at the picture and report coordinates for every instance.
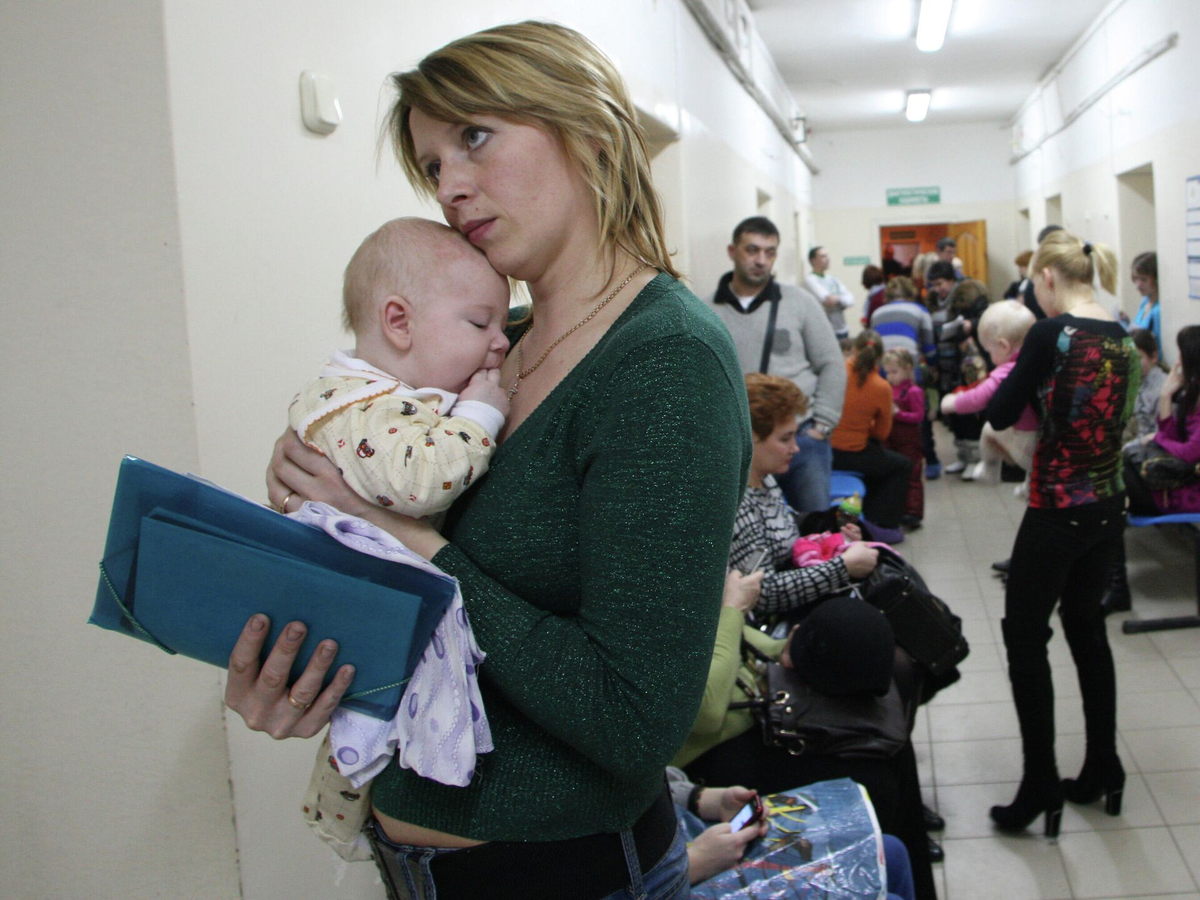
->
[949,219,988,284]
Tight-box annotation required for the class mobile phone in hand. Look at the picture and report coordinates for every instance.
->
[739,548,769,575]
[728,795,764,833]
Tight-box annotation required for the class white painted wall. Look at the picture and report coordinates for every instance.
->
[1012,0,1200,356]
[810,121,1019,307]
[1,1,812,897]
[0,3,240,899]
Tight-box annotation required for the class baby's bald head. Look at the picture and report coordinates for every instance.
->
[342,217,480,336]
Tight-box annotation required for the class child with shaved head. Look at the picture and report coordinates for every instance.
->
[940,300,1039,485]
[289,217,511,516]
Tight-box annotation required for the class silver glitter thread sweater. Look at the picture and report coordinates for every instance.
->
[370,274,753,841]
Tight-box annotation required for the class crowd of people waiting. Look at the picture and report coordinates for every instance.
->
[210,20,1196,900]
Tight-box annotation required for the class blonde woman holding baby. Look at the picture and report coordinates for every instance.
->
[226,22,750,900]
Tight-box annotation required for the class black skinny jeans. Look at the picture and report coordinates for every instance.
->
[832,440,913,528]
[1003,496,1127,782]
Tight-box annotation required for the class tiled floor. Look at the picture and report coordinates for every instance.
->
[904,427,1200,900]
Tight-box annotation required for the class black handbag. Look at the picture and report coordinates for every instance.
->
[858,548,969,677]
[1140,448,1200,491]
[731,662,908,760]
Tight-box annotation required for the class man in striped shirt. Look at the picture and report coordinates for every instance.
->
[869,280,936,366]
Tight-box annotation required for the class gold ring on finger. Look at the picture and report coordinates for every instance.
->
[286,693,310,711]
[280,491,297,514]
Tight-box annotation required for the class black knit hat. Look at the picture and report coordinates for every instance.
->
[790,598,895,697]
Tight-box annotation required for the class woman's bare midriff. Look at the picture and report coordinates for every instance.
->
[373,806,486,849]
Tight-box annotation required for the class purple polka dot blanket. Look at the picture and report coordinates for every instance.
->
[292,502,492,788]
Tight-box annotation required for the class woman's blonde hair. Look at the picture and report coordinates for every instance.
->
[386,21,679,279]
[911,252,937,283]
[885,276,917,301]
[1030,229,1118,295]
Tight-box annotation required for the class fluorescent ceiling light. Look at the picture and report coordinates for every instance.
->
[916,0,953,52]
[906,91,931,122]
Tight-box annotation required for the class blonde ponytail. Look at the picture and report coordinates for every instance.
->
[1090,243,1118,295]
[1030,230,1117,294]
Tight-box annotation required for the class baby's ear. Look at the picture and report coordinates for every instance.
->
[381,295,413,351]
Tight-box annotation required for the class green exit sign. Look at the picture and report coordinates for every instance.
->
[843,256,872,266]
[887,186,941,206]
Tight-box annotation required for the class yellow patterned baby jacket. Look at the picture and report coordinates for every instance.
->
[288,350,502,517]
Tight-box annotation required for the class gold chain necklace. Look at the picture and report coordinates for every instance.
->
[508,264,647,398]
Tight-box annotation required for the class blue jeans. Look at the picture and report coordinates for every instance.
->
[776,419,833,514]
[599,826,689,900]
[367,820,690,900]
[883,833,916,900]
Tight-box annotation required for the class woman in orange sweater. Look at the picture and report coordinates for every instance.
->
[831,330,913,544]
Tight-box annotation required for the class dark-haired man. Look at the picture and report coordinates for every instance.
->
[708,217,846,513]
[935,237,963,281]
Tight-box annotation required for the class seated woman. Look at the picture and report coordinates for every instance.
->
[675,373,936,899]
[732,373,880,620]
[829,332,913,543]
[1124,327,1169,450]
[673,564,935,899]
[1107,326,1200,611]
[1101,327,1169,611]
[665,767,915,900]
[1128,326,1199,515]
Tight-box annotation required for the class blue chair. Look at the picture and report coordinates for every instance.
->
[1121,513,1200,635]
[830,470,867,505]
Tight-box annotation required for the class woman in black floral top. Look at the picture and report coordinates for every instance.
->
[986,230,1139,836]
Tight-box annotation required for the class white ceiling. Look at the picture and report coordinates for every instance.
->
[749,0,1114,132]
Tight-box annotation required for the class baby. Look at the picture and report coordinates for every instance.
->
[291,218,511,857]
[289,217,511,517]
[940,300,1038,485]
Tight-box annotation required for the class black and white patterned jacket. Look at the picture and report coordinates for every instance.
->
[730,476,851,618]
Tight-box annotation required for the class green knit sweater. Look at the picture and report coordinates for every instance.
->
[370,274,752,841]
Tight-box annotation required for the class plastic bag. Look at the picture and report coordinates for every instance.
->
[682,778,885,900]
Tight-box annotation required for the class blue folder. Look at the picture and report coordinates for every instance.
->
[91,456,455,720]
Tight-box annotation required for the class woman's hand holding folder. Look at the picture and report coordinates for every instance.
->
[226,614,356,739]
[266,430,448,562]
[227,428,449,739]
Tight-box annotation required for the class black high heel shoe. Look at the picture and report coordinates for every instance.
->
[990,780,1064,838]
[1062,756,1126,816]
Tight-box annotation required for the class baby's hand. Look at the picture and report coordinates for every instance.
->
[459,368,510,418]
[940,395,956,416]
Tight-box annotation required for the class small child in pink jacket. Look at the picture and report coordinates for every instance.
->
[940,301,1038,485]
[883,349,926,525]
